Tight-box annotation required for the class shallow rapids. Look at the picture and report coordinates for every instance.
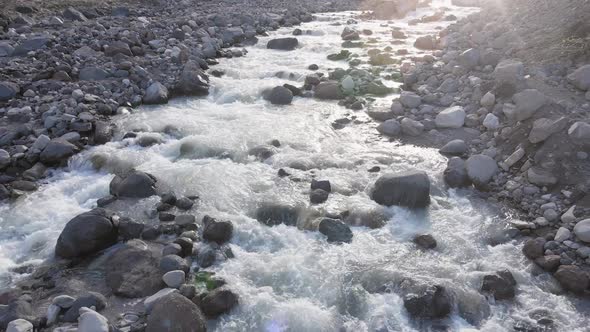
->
[1,1,589,331]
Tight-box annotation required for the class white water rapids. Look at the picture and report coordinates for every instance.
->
[1,1,589,331]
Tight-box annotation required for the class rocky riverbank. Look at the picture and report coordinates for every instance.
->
[0,0,363,201]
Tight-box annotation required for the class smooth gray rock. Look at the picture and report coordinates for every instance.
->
[435,106,465,128]
[146,293,206,332]
[439,139,468,156]
[0,81,20,101]
[173,61,209,96]
[109,171,157,198]
[377,119,401,136]
[466,154,498,185]
[39,139,77,165]
[314,81,344,100]
[371,170,431,208]
[62,292,107,322]
[509,89,547,122]
[444,157,471,188]
[267,37,298,50]
[143,82,169,104]
[79,67,109,81]
[568,64,590,91]
[267,86,293,105]
[568,122,590,146]
[105,243,162,298]
[55,209,117,258]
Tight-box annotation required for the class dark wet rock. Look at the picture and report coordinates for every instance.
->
[202,216,233,244]
[110,171,157,198]
[311,179,331,193]
[522,237,546,259]
[39,139,78,165]
[371,170,431,208]
[119,218,144,240]
[160,254,189,273]
[255,203,299,226]
[554,265,589,294]
[55,208,117,259]
[314,81,344,100]
[146,293,206,332]
[159,212,175,222]
[175,197,194,210]
[444,157,471,188]
[0,82,20,101]
[105,242,162,298]
[413,234,437,249]
[267,37,298,50]
[319,218,352,243]
[144,82,169,104]
[63,292,107,322]
[310,188,329,204]
[248,145,277,160]
[200,287,239,318]
[174,237,194,257]
[93,121,113,145]
[414,35,436,50]
[404,285,452,319]
[267,86,293,105]
[481,270,517,300]
[173,61,210,96]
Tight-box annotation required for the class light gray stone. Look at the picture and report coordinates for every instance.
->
[144,288,178,312]
[510,89,547,122]
[78,307,108,332]
[466,154,498,185]
[435,106,465,128]
[377,119,401,136]
[568,122,590,146]
[554,227,571,242]
[162,270,186,288]
[6,319,33,332]
[574,219,590,243]
[528,117,567,144]
[568,65,590,91]
[401,118,424,136]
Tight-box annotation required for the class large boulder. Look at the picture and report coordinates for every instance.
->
[109,171,157,198]
[146,293,207,332]
[318,218,353,243]
[435,106,465,128]
[39,139,78,165]
[574,219,590,243]
[267,86,293,105]
[267,37,298,51]
[480,270,516,300]
[202,216,233,244]
[314,82,344,100]
[568,65,590,91]
[554,265,589,294]
[522,237,546,259]
[173,61,209,96]
[105,242,162,298]
[439,139,468,156]
[509,89,547,122]
[403,285,452,319]
[0,82,20,101]
[465,154,498,186]
[377,119,401,136]
[143,82,169,104]
[371,170,430,208]
[55,209,117,258]
[200,287,239,318]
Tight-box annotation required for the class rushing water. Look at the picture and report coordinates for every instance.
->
[1,1,589,331]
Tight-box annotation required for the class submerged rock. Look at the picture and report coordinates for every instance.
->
[202,216,233,244]
[255,203,299,226]
[200,287,239,318]
[480,270,517,300]
[371,170,431,208]
[403,285,452,319]
[267,86,293,105]
[267,37,298,51]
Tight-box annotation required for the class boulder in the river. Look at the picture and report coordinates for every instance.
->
[266,86,293,105]
[146,293,206,332]
[554,265,589,294]
[310,189,329,204]
[319,218,353,243]
[200,287,239,318]
[314,81,344,100]
[377,119,401,136]
[444,157,471,188]
[202,215,233,244]
[413,234,437,249]
[143,82,169,104]
[255,203,299,226]
[371,170,430,208]
[480,270,516,300]
[105,242,163,298]
[110,171,157,198]
[403,285,452,319]
[267,37,298,51]
[173,61,210,96]
[55,208,118,259]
